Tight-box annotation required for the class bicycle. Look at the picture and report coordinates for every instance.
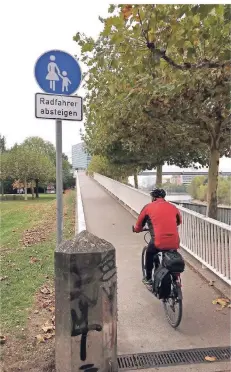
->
[133,225,183,328]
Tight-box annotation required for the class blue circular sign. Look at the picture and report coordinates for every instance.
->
[34,50,82,95]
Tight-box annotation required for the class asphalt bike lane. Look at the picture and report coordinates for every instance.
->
[78,173,230,370]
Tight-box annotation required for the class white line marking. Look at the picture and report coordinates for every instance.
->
[75,171,86,233]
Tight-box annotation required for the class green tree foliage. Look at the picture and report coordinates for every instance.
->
[87,155,139,184]
[1,136,74,198]
[23,137,58,163]
[188,176,231,205]
[7,144,55,200]
[197,184,208,202]
[217,177,231,205]
[0,135,7,154]
[22,137,74,195]
[63,159,75,190]
[187,176,207,199]
[0,153,10,195]
[74,4,230,218]
[0,135,8,195]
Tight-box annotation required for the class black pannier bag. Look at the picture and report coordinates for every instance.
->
[153,266,172,299]
[162,250,185,273]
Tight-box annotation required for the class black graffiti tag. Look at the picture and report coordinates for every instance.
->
[71,300,102,361]
[102,281,116,315]
[70,264,102,363]
[70,251,116,368]
[99,251,116,282]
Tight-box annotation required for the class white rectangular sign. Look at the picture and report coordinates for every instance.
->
[35,93,82,121]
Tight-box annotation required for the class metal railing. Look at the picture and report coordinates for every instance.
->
[94,173,231,286]
[174,202,231,225]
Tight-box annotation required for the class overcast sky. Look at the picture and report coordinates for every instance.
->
[2,1,230,171]
[2,1,109,159]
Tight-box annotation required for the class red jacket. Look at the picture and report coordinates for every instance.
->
[134,199,182,249]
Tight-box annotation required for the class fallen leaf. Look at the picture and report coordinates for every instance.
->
[42,301,51,309]
[228,304,231,308]
[40,287,51,295]
[22,225,52,247]
[212,298,230,308]
[34,310,39,314]
[42,321,54,333]
[48,306,55,313]
[208,280,214,286]
[0,335,7,345]
[30,257,40,264]
[205,356,217,362]
[42,325,53,333]
[44,331,55,340]
[0,276,8,281]
[36,334,46,343]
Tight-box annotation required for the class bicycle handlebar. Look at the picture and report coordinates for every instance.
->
[132,225,149,233]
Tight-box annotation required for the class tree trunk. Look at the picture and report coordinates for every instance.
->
[156,164,163,187]
[206,147,220,219]
[31,182,35,199]
[35,179,39,198]
[24,179,28,201]
[134,170,138,189]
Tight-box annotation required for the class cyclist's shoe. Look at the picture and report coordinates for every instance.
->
[142,277,152,285]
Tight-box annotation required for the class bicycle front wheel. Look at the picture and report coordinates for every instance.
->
[141,246,147,279]
[163,283,183,328]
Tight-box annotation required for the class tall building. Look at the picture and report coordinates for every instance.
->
[72,142,91,170]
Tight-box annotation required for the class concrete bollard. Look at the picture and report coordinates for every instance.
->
[55,230,117,372]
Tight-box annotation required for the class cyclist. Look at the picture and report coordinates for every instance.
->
[133,188,182,285]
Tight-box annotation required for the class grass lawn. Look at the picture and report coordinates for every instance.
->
[0,191,76,333]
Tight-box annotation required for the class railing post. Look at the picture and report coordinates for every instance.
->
[55,230,117,372]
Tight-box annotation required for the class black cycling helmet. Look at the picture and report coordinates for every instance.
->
[150,188,166,199]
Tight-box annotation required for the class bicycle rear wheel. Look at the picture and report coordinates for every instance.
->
[163,281,183,328]
[141,246,147,279]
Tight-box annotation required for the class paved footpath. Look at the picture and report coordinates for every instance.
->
[78,173,230,372]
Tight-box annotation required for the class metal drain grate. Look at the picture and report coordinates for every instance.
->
[118,346,231,370]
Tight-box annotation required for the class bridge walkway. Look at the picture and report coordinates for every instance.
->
[78,173,230,371]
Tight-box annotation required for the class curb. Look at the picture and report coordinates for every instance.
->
[75,171,86,234]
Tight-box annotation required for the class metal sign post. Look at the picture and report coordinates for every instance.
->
[34,49,82,248]
[56,120,63,246]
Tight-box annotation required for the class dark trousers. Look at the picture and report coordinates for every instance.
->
[145,241,160,280]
